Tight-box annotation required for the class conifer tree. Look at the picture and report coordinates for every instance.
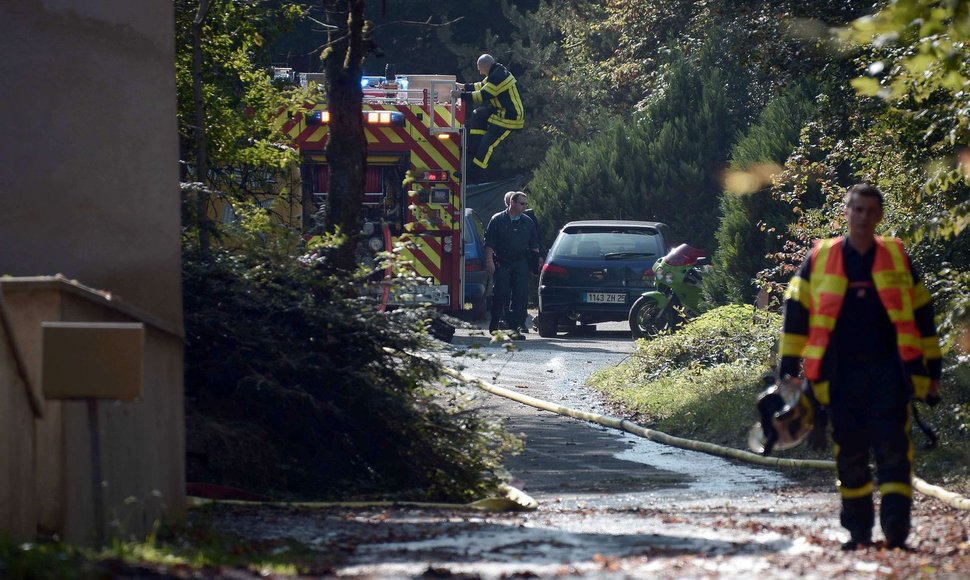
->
[529,35,744,252]
[705,82,817,305]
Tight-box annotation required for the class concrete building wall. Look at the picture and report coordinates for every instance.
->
[0,0,184,544]
[0,0,182,327]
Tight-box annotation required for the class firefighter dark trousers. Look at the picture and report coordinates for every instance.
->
[490,258,529,332]
[829,356,913,546]
[468,106,514,172]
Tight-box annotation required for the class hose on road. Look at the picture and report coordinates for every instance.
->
[440,365,970,511]
[189,482,537,512]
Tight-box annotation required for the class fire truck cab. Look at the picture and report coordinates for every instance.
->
[282,72,468,314]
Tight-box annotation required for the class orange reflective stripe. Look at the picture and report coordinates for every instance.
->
[875,237,922,363]
[803,239,844,380]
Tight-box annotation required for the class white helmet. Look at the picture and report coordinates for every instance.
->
[747,376,814,455]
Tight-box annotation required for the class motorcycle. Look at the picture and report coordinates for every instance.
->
[628,244,709,339]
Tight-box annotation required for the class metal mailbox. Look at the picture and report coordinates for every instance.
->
[41,322,144,401]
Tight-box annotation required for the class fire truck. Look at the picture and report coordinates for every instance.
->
[279,70,469,314]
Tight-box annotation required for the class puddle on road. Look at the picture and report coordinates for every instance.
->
[525,352,792,506]
[614,434,791,498]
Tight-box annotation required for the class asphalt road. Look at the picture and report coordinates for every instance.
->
[448,320,784,503]
[207,319,970,578]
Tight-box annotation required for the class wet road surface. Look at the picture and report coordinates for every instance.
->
[450,321,792,504]
[207,320,970,578]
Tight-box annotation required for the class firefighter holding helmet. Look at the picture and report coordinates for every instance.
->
[777,183,942,551]
[451,54,524,183]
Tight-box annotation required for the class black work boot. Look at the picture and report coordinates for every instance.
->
[881,494,912,550]
[840,536,873,551]
[840,496,874,551]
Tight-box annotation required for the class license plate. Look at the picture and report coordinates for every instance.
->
[585,292,626,304]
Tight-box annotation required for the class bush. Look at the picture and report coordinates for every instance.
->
[912,359,970,494]
[588,305,780,446]
[183,243,519,501]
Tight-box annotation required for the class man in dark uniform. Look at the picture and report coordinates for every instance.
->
[451,54,525,183]
[778,183,942,551]
[485,191,540,339]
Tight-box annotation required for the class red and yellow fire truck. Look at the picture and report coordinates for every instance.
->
[280,72,468,314]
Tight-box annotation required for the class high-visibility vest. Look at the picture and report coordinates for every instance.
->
[801,236,931,400]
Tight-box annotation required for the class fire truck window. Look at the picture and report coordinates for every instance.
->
[383,167,406,234]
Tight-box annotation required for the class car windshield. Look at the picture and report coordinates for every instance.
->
[549,229,660,259]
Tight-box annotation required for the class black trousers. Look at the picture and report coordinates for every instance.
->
[468,106,514,171]
[829,355,913,544]
[490,259,529,331]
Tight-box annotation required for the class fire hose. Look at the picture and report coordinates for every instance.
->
[188,482,537,512]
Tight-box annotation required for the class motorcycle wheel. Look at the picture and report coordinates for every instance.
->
[629,296,667,339]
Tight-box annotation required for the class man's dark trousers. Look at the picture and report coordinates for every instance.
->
[490,258,529,332]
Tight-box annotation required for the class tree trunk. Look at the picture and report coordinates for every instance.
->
[323,0,367,273]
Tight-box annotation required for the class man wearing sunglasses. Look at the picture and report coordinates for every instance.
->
[484,191,540,339]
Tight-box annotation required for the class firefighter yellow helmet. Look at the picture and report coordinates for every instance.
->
[747,375,814,455]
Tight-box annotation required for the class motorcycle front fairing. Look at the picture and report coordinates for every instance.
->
[635,288,672,311]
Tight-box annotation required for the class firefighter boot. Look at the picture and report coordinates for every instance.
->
[840,496,874,551]
[880,494,912,550]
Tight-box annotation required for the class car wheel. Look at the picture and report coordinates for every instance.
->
[537,312,558,338]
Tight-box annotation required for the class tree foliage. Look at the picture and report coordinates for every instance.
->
[528,36,742,251]
[840,0,970,243]
[174,1,522,499]
[175,0,304,252]
[183,238,518,500]
[756,0,970,351]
